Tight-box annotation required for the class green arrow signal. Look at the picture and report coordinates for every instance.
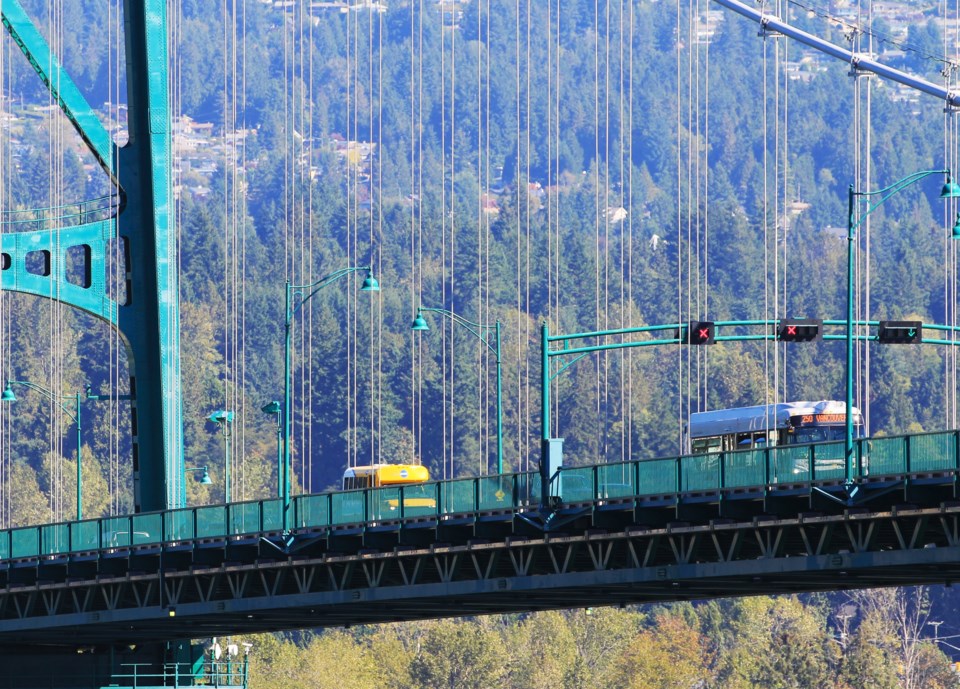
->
[908,329,916,337]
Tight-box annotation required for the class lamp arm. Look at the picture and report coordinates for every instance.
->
[7,380,79,423]
[418,307,499,357]
[851,169,950,234]
[550,351,591,381]
[287,266,371,321]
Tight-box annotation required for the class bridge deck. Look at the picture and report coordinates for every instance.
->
[0,430,958,644]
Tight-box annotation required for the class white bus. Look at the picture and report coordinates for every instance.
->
[686,400,863,455]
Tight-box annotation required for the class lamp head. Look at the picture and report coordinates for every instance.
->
[0,385,15,403]
[360,271,380,292]
[199,467,212,485]
[952,212,960,240]
[208,410,234,425]
[941,175,960,199]
[261,400,281,415]
[411,311,430,331]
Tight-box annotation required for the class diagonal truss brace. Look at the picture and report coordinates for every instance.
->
[1,0,118,185]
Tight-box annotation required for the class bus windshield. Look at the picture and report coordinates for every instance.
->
[791,425,845,444]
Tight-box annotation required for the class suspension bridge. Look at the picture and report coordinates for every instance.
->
[4,0,960,686]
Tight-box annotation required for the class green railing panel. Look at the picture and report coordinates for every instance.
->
[0,534,9,559]
[331,491,365,525]
[296,494,330,528]
[770,445,811,483]
[812,442,845,480]
[11,527,39,558]
[598,462,636,498]
[561,467,595,502]
[681,455,719,491]
[41,523,70,555]
[102,516,133,547]
[71,520,99,551]
[724,449,766,488]
[864,436,907,476]
[368,487,400,521]
[132,514,162,544]
[910,432,956,472]
[400,483,438,517]
[229,502,262,535]
[262,499,283,531]
[196,506,226,538]
[441,479,477,514]
[478,475,513,510]
[165,508,195,541]
[637,458,676,495]
[526,473,542,505]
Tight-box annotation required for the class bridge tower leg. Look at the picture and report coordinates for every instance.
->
[0,0,183,511]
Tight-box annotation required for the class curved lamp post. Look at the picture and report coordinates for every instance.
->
[412,307,503,475]
[844,170,960,492]
[2,381,83,520]
[208,410,234,502]
[260,400,282,498]
[282,267,379,530]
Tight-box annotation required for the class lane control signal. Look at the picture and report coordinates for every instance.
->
[678,320,715,345]
[878,320,922,344]
[777,318,822,342]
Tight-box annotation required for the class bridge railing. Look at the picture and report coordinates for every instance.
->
[1,430,958,561]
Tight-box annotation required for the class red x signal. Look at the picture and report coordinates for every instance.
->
[777,318,821,342]
[679,321,714,345]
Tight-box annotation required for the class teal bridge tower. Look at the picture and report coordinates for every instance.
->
[1,0,183,514]
[0,1,217,686]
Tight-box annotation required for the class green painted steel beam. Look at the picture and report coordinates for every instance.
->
[117,0,183,511]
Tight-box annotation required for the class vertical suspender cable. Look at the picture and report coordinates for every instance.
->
[627,0,634,461]
[477,0,485,474]
[762,25,770,422]
[864,13,873,437]
[676,0,682,451]
[515,0,523,474]
[773,12,780,411]
[593,0,601,465]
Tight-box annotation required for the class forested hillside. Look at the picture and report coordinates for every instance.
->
[1,0,957,523]
[243,588,960,688]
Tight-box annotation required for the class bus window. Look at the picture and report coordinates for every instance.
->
[692,437,722,454]
[343,475,371,490]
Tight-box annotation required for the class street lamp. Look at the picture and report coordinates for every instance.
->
[207,410,234,502]
[844,170,960,492]
[282,266,379,530]
[260,401,282,498]
[185,466,213,485]
[411,307,503,475]
[1,381,84,520]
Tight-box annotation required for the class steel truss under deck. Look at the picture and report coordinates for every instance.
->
[2,500,960,645]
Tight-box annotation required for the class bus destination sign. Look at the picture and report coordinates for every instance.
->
[798,413,845,424]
